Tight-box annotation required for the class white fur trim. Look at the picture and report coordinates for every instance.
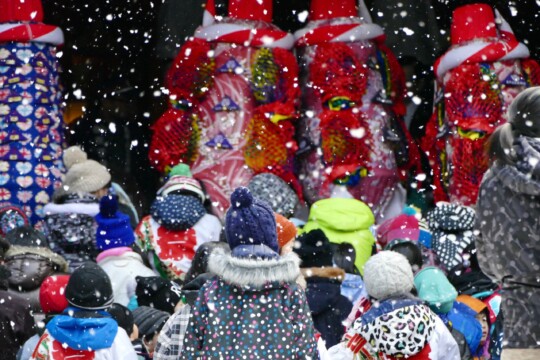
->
[208,248,301,288]
[42,202,100,216]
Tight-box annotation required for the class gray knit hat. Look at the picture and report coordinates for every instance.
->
[363,251,414,300]
[61,146,111,194]
[247,173,299,217]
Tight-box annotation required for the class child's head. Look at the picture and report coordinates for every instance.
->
[135,276,182,314]
[39,275,70,315]
[331,243,357,274]
[275,213,297,255]
[363,251,414,300]
[133,306,169,354]
[184,241,230,283]
[457,294,490,345]
[65,262,114,311]
[108,303,135,340]
[387,240,423,273]
[414,267,458,314]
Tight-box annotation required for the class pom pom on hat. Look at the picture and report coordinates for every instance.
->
[230,186,253,209]
[363,251,414,300]
[63,146,88,170]
[99,195,119,218]
[168,163,192,178]
[95,196,135,250]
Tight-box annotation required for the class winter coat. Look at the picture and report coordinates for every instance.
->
[96,247,157,306]
[348,297,460,360]
[180,248,319,359]
[303,267,352,348]
[341,273,367,305]
[476,136,540,349]
[31,307,137,360]
[39,198,100,272]
[301,198,376,275]
[0,266,35,360]
[4,244,68,311]
[18,334,40,360]
[136,212,221,281]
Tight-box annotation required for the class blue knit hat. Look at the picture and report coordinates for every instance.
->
[95,195,135,250]
[225,187,278,253]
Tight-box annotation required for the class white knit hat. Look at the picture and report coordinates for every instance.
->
[61,146,111,194]
[363,251,414,300]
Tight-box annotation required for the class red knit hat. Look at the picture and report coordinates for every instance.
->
[39,275,70,314]
[275,213,297,249]
[228,0,272,22]
[451,3,497,45]
[0,0,44,23]
[377,208,420,247]
[309,0,358,21]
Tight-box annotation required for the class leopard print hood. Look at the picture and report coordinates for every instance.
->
[353,298,436,357]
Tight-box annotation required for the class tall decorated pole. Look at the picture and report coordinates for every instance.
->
[149,0,300,218]
[422,3,540,205]
[0,0,65,223]
[294,0,420,221]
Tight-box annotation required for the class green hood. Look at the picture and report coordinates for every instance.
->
[301,198,375,275]
[414,266,458,314]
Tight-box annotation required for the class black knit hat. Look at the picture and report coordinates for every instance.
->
[108,303,134,337]
[294,229,334,268]
[5,225,48,247]
[135,276,182,314]
[65,262,114,310]
[132,306,169,337]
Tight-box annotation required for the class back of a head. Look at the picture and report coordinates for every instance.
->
[332,243,357,274]
[184,241,230,283]
[489,86,540,164]
[65,262,113,310]
[132,306,169,340]
[388,241,423,273]
[108,303,134,337]
[363,251,414,300]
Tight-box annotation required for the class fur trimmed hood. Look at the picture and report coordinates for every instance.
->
[301,267,346,282]
[5,245,69,272]
[208,248,301,288]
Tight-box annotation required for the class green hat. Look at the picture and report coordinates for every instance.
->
[168,163,192,177]
[414,266,458,314]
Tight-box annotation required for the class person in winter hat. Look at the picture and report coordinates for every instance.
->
[300,198,376,275]
[135,276,182,314]
[456,295,492,360]
[136,163,221,281]
[133,306,170,358]
[38,146,105,272]
[0,204,29,238]
[4,225,68,311]
[331,251,460,360]
[294,229,352,348]
[247,173,300,218]
[332,241,368,305]
[17,275,70,360]
[181,187,318,359]
[0,245,34,360]
[414,267,474,359]
[95,195,156,307]
[154,242,229,360]
[476,87,540,357]
[31,262,137,359]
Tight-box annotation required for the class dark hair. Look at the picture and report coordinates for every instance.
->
[388,241,423,272]
[488,86,540,164]
[332,243,358,275]
[183,241,230,283]
[108,303,134,336]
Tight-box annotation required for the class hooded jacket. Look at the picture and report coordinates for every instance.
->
[180,248,318,359]
[96,247,156,306]
[301,198,375,275]
[302,267,352,348]
[31,308,137,360]
[0,265,35,360]
[40,196,100,272]
[348,297,460,360]
[476,136,540,349]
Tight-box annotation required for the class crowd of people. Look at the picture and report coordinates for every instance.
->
[1,88,540,359]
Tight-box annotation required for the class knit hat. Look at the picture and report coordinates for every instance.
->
[61,146,111,194]
[0,204,29,237]
[426,203,476,272]
[294,229,333,268]
[108,303,134,336]
[135,276,182,314]
[132,306,170,337]
[95,195,135,250]
[65,262,114,310]
[247,173,299,217]
[377,207,432,248]
[225,187,278,253]
[275,213,297,249]
[157,163,205,202]
[414,267,458,314]
[363,251,414,300]
[150,195,206,231]
[39,275,70,314]
[4,225,47,247]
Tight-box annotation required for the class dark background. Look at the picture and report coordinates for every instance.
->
[40,0,540,214]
